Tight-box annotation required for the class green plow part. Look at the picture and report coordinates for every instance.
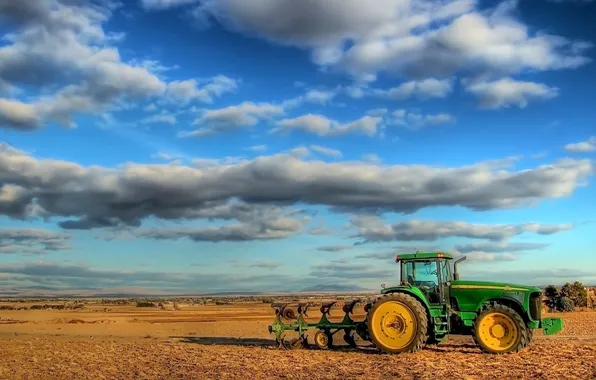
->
[541,317,564,336]
[267,300,371,349]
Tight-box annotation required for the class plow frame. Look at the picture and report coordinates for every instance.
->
[267,300,370,349]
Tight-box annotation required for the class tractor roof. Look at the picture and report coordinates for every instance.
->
[395,251,454,261]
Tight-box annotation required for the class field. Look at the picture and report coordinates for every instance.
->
[0,298,595,379]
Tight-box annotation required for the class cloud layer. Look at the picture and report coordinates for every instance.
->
[0,144,592,233]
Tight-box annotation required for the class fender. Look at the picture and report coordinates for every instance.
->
[381,286,432,311]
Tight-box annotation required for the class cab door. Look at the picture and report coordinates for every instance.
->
[437,259,452,306]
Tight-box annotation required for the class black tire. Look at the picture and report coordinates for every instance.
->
[366,293,428,354]
[472,304,531,354]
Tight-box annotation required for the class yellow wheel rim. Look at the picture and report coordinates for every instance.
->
[315,332,328,347]
[370,301,417,350]
[478,312,518,351]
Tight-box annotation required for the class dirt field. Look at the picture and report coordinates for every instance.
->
[0,300,595,379]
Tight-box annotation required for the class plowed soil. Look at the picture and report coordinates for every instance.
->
[0,302,595,379]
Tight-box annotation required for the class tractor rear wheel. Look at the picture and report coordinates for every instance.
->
[366,293,428,354]
[472,304,530,354]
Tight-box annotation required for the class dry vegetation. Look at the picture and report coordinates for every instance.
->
[0,297,595,379]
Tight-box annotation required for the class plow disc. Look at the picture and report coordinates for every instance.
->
[268,299,375,350]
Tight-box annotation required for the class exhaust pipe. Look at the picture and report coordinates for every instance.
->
[453,256,467,281]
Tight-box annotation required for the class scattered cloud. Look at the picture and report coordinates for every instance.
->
[317,245,353,252]
[565,137,596,153]
[366,108,388,117]
[0,0,236,132]
[350,217,574,243]
[0,144,592,229]
[0,261,307,292]
[309,145,343,159]
[457,251,519,262]
[361,154,381,164]
[462,268,596,285]
[165,75,238,104]
[454,241,550,253]
[286,146,311,158]
[372,78,454,100]
[152,152,182,161]
[141,111,177,125]
[388,109,455,130]
[140,0,200,11]
[182,101,284,137]
[309,262,394,280]
[308,220,334,235]
[249,260,283,269]
[464,78,559,109]
[355,252,396,260]
[272,114,382,137]
[0,229,71,255]
[245,144,268,152]
[283,89,338,108]
[132,202,310,242]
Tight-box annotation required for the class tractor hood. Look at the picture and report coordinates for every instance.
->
[450,280,542,293]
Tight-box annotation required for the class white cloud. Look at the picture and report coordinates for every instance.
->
[165,75,238,104]
[287,146,311,158]
[0,98,41,130]
[197,0,592,81]
[152,152,182,161]
[361,153,381,163]
[366,108,388,117]
[465,77,559,109]
[0,0,236,131]
[388,109,455,130]
[181,101,284,137]
[0,228,71,255]
[373,78,454,100]
[245,144,268,152]
[141,112,177,125]
[310,145,343,158]
[565,137,596,153]
[140,0,200,10]
[350,216,574,243]
[272,114,382,137]
[283,89,338,108]
[0,143,593,229]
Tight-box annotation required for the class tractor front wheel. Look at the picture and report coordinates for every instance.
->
[366,293,428,354]
[472,304,530,354]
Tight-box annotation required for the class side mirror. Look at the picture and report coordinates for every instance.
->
[381,283,386,289]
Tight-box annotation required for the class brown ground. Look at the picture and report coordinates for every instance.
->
[0,301,595,379]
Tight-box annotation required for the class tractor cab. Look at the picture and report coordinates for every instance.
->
[393,251,466,305]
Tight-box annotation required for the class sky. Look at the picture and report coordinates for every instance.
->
[0,0,595,295]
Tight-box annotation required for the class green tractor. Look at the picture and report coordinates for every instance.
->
[268,251,564,354]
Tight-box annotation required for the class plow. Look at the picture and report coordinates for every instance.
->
[268,251,564,354]
[268,299,373,350]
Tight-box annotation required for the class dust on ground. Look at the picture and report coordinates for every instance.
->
[0,301,595,379]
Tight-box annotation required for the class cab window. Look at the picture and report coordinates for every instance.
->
[440,260,451,283]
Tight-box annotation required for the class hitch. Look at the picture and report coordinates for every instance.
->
[540,317,564,335]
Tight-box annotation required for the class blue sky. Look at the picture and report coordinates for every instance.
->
[0,0,595,295]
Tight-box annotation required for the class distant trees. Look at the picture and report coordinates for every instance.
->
[544,282,588,312]
[136,301,156,307]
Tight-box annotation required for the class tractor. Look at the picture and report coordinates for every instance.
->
[268,251,564,354]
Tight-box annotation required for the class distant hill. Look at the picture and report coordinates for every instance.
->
[300,284,367,293]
